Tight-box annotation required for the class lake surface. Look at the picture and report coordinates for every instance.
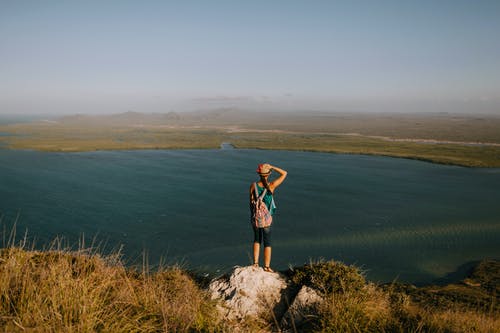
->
[0,114,54,125]
[1,148,499,283]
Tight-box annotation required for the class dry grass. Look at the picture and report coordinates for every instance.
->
[0,240,498,332]
[310,284,500,333]
[0,244,221,332]
[287,260,500,333]
[416,308,500,333]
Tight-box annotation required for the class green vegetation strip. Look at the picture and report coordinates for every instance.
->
[1,124,500,167]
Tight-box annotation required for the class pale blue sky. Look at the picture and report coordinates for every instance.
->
[1,0,500,114]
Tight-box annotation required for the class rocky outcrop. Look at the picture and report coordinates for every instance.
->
[209,265,323,329]
[280,285,323,329]
[209,266,289,320]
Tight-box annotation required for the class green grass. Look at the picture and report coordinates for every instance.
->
[230,132,500,167]
[0,125,227,151]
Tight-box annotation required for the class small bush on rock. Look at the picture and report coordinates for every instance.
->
[290,259,365,295]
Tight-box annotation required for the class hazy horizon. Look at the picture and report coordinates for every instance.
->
[3,108,500,119]
[1,1,500,115]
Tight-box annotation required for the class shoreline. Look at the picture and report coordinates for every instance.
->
[1,113,500,167]
[1,144,499,168]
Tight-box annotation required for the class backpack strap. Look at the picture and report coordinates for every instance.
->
[254,182,267,201]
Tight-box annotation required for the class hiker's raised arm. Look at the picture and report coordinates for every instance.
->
[269,165,287,191]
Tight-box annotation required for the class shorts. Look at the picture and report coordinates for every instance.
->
[253,226,272,247]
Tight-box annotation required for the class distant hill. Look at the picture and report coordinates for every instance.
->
[58,108,257,127]
[59,111,183,126]
[55,110,500,144]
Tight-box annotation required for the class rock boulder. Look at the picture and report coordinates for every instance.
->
[209,265,289,321]
[280,285,323,330]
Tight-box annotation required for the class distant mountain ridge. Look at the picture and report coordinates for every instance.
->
[59,111,184,126]
[55,109,276,129]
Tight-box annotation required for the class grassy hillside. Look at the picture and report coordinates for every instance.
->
[0,245,498,332]
[0,247,220,332]
[288,260,499,332]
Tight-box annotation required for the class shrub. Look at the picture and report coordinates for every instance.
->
[290,259,366,295]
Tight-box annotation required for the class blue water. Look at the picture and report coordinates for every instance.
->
[0,114,56,125]
[1,148,499,283]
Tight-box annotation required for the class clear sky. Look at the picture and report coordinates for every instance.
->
[1,0,500,114]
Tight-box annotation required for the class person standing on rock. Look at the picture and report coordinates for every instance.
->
[250,163,287,272]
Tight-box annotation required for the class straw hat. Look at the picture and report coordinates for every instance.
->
[256,163,272,175]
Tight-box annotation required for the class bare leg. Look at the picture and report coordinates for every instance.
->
[253,242,260,265]
[264,246,272,269]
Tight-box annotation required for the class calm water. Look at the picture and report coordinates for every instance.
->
[1,148,499,283]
